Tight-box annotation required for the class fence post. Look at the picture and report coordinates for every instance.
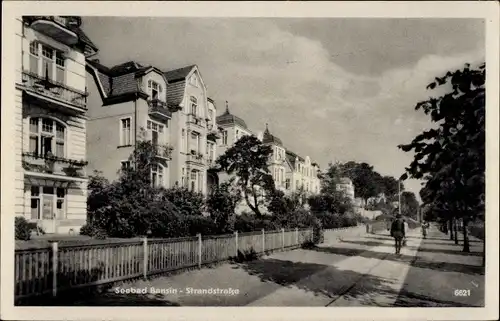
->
[197,233,202,269]
[281,228,285,251]
[295,227,299,246]
[235,231,239,257]
[262,229,265,254]
[51,241,58,297]
[142,237,148,280]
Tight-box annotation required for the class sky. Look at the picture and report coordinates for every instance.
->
[81,17,485,201]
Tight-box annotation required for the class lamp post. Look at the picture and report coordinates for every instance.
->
[398,179,402,216]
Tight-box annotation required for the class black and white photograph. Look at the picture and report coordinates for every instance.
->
[1,2,498,321]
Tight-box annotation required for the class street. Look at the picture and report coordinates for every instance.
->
[64,225,484,307]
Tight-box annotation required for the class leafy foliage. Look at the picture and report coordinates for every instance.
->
[398,62,485,253]
[161,186,205,217]
[214,135,275,217]
[15,217,32,241]
[206,180,241,233]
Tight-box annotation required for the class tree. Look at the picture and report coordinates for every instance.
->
[206,179,241,233]
[400,191,419,220]
[381,176,404,202]
[399,62,485,254]
[85,140,181,238]
[214,135,275,217]
[340,161,383,206]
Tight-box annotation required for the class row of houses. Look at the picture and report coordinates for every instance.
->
[14,16,326,235]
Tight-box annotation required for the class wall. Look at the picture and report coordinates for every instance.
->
[86,69,136,182]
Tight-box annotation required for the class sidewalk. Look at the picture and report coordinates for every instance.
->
[60,226,484,307]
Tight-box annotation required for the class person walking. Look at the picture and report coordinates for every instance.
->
[403,219,409,246]
[390,214,405,254]
[422,221,428,239]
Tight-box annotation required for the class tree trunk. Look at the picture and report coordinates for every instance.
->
[453,218,459,245]
[462,217,470,252]
[449,219,454,240]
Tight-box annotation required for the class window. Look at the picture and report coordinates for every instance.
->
[222,130,228,145]
[120,118,131,146]
[28,42,66,83]
[151,164,164,187]
[190,96,197,115]
[190,75,198,87]
[208,109,214,121]
[30,186,66,220]
[147,120,164,146]
[181,168,186,187]
[121,161,131,170]
[236,129,239,140]
[147,80,162,100]
[29,118,65,157]
[190,170,198,192]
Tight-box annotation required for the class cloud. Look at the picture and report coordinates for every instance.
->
[82,17,484,200]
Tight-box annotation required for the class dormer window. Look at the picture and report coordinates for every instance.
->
[148,80,163,100]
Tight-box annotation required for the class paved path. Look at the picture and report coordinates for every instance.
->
[67,225,484,307]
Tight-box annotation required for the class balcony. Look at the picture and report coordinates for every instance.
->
[187,114,205,130]
[148,99,172,121]
[187,150,205,166]
[22,152,87,180]
[20,71,88,113]
[154,144,174,161]
[24,16,79,46]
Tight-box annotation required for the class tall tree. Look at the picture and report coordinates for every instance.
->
[215,135,275,217]
[341,161,383,206]
[399,62,485,253]
[400,191,419,220]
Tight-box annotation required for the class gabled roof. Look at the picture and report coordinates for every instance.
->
[86,59,149,103]
[216,101,248,129]
[286,150,304,168]
[164,65,197,83]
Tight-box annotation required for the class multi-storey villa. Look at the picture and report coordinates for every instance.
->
[285,150,321,195]
[257,125,288,192]
[215,104,321,203]
[336,177,356,202]
[15,16,98,234]
[86,61,218,195]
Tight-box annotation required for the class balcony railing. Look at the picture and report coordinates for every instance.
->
[187,114,205,128]
[22,152,87,178]
[21,71,88,110]
[154,144,173,160]
[187,150,204,165]
[148,99,172,120]
[24,16,80,46]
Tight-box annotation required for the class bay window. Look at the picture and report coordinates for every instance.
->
[29,117,65,157]
[29,41,65,84]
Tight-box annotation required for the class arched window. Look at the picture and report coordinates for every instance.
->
[151,164,164,187]
[190,96,197,115]
[29,117,65,157]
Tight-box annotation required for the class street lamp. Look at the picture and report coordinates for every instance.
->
[398,179,402,216]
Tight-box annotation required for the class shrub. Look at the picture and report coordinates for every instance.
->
[206,182,240,234]
[182,216,218,236]
[162,186,205,217]
[15,217,32,241]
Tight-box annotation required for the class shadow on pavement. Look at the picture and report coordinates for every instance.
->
[237,258,400,303]
[310,245,484,276]
[343,239,483,257]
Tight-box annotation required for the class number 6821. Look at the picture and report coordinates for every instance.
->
[454,289,471,296]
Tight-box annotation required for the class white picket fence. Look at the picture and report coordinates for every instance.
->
[15,228,314,302]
